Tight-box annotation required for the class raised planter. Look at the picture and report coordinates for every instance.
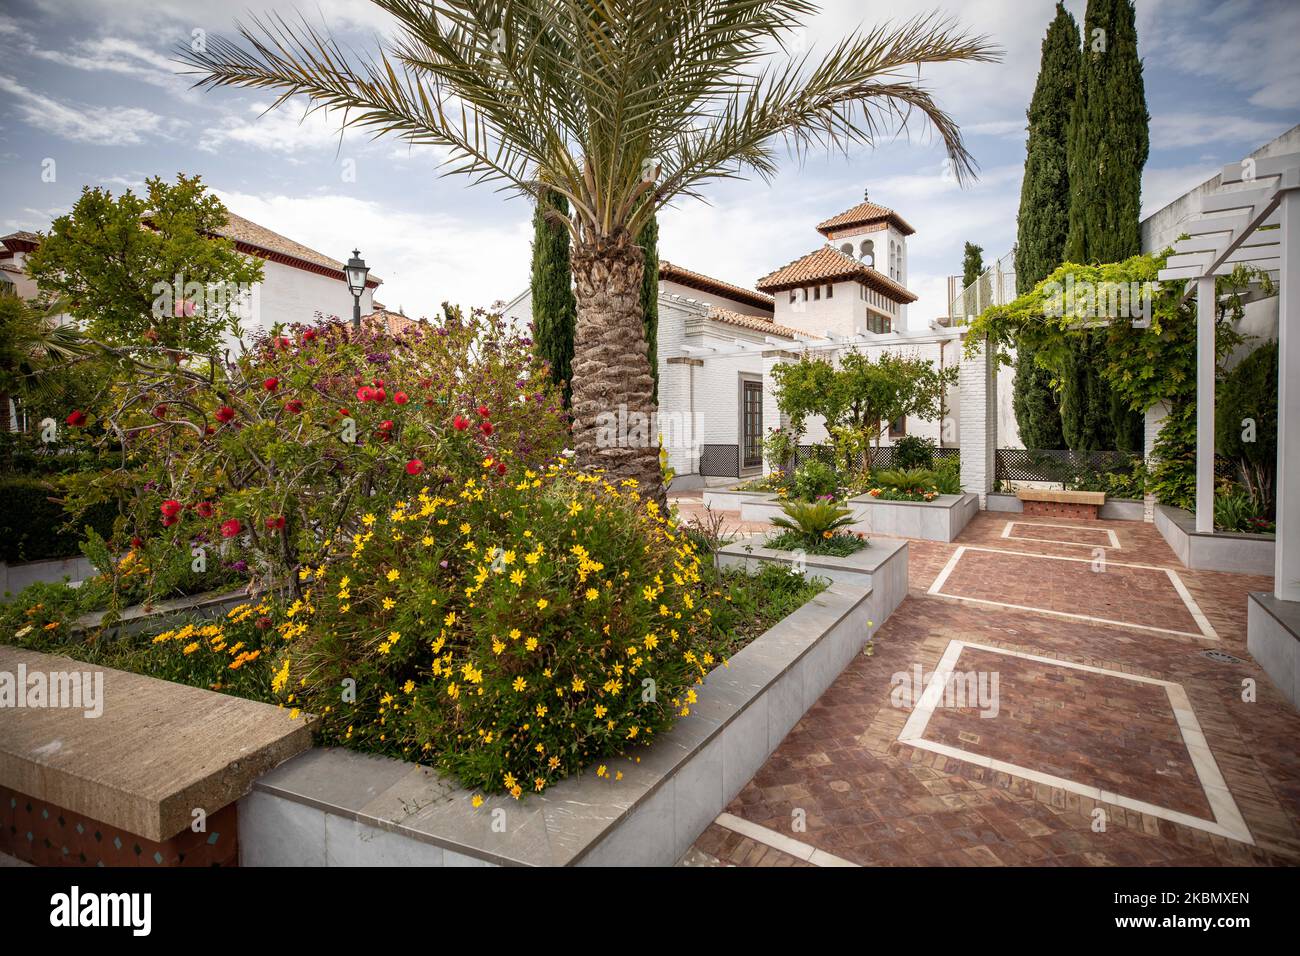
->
[701,486,776,511]
[742,492,976,543]
[1154,504,1275,575]
[239,539,909,867]
[0,645,309,865]
[985,492,1146,522]
[71,587,249,638]
[0,555,97,598]
[1247,592,1300,710]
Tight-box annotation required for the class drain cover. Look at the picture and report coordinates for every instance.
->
[1202,649,1244,664]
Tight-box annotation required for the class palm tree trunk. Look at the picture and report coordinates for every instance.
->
[569,235,665,505]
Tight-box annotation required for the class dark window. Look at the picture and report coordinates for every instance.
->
[889,416,906,438]
[826,284,833,299]
[742,381,763,468]
[813,286,820,300]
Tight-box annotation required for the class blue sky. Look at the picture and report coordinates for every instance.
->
[1,0,1296,326]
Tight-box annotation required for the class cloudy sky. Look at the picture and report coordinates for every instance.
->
[1,0,1296,326]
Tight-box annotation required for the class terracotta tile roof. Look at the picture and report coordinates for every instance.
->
[363,308,419,335]
[212,211,381,286]
[659,260,774,312]
[2,231,40,252]
[755,246,917,303]
[705,306,810,340]
[816,200,915,237]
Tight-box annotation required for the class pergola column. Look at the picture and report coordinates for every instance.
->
[1195,275,1217,534]
[1277,190,1299,601]
[959,337,997,505]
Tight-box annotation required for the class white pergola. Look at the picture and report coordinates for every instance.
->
[1160,153,1299,602]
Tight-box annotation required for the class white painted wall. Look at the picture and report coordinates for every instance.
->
[236,258,375,344]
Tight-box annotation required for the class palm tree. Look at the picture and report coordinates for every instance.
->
[179,0,999,502]
[0,293,96,435]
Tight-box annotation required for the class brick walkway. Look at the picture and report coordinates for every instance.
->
[688,508,1300,867]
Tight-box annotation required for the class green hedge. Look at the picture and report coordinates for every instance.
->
[0,476,118,564]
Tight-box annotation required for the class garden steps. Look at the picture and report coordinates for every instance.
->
[0,645,311,845]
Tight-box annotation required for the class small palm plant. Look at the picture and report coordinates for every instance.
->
[771,499,855,539]
[873,467,938,491]
[178,0,1001,502]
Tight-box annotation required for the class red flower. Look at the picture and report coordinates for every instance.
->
[162,515,179,528]
[406,459,425,476]
[356,386,374,402]
[196,501,215,519]
[301,329,317,343]
[160,499,182,519]
[263,377,279,392]
[285,399,304,414]
[373,387,387,403]
[380,419,394,431]
[65,410,87,428]
[480,420,494,436]
[131,536,143,549]
[394,391,409,405]
[221,519,242,538]
[216,405,236,423]
[338,407,351,418]
[453,415,470,431]
[477,405,490,418]
[204,425,216,436]
[265,515,286,531]
[274,336,291,350]
[496,462,507,476]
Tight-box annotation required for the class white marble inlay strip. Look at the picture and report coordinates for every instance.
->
[713,812,860,867]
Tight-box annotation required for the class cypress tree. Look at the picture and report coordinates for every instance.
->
[638,213,660,402]
[1060,0,1148,450]
[1011,3,1077,449]
[531,188,577,407]
[961,242,984,290]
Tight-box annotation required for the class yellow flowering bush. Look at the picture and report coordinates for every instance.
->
[282,460,722,797]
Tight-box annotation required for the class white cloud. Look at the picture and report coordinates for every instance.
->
[0,74,178,145]
[29,35,195,100]
[1150,113,1292,150]
[212,187,533,317]
[199,101,362,156]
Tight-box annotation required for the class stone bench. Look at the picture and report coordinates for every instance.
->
[1016,487,1107,520]
[0,645,311,866]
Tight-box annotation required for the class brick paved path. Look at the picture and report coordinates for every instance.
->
[687,508,1300,867]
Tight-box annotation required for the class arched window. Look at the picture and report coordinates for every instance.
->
[840,242,854,256]
[860,239,874,266]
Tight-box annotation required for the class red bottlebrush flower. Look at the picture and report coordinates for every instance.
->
[220,519,242,538]
[131,536,143,549]
[196,501,215,519]
[480,420,494,436]
[393,391,409,405]
[265,515,286,531]
[380,419,394,431]
[263,377,279,392]
[356,386,374,402]
[274,336,291,350]
[406,459,425,476]
[152,404,168,419]
[496,462,507,476]
[373,378,385,387]
[301,329,317,343]
[285,399,304,414]
[162,515,179,527]
[160,499,182,519]
[216,405,236,423]
[453,414,470,431]
[65,410,87,427]
[373,387,387,403]
[477,405,490,418]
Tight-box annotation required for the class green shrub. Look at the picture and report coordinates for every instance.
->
[893,435,936,470]
[932,455,963,494]
[872,467,937,492]
[792,458,838,501]
[0,476,117,563]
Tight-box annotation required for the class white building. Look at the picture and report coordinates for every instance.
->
[505,196,966,487]
[1,210,382,344]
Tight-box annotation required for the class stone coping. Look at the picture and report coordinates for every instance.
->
[246,544,904,866]
[718,532,906,578]
[72,588,249,637]
[1015,487,1105,505]
[1155,504,1275,575]
[0,645,311,842]
[1156,503,1276,543]
[846,491,966,509]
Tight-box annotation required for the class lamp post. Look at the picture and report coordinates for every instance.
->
[344,249,370,330]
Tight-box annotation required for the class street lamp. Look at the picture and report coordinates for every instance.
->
[344,249,370,330]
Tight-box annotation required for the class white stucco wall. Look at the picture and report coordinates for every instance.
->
[240,258,375,339]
